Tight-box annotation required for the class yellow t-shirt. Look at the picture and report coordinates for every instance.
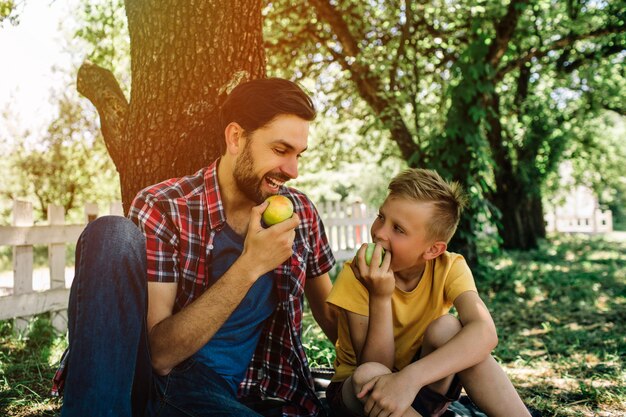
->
[327,251,477,382]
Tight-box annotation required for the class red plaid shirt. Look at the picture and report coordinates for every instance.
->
[128,159,335,416]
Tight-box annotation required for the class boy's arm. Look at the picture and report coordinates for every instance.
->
[346,301,395,369]
[358,290,497,414]
[348,244,396,369]
[402,290,497,384]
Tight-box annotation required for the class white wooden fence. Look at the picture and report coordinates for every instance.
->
[318,201,376,263]
[0,200,124,333]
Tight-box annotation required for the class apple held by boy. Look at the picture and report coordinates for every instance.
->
[364,242,386,267]
[262,195,294,226]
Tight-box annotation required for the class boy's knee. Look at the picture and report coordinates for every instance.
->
[423,314,462,349]
[352,362,391,391]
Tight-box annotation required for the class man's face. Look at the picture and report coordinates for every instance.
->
[233,114,309,203]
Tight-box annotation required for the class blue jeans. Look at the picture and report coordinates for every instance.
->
[152,358,274,417]
[60,216,268,417]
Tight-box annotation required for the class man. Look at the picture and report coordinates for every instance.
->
[56,78,337,417]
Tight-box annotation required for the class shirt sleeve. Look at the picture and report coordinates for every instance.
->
[443,254,477,304]
[326,263,369,317]
[128,191,180,283]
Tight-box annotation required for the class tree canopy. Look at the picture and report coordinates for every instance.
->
[265,0,625,258]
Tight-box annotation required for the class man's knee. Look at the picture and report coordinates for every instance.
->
[78,216,145,259]
[351,362,391,392]
[423,314,462,349]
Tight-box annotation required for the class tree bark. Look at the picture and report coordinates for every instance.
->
[78,0,266,212]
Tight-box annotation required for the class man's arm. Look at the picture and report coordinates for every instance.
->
[304,273,338,343]
[147,204,300,375]
[147,258,260,375]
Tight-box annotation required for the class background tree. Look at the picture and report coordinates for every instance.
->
[78,0,266,212]
[0,93,120,222]
[483,0,625,248]
[265,0,625,259]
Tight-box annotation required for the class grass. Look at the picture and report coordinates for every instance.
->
[1,234,624,416]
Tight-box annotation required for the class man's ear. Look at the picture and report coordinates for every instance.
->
[224,122,244,155]
[424,241,447,260]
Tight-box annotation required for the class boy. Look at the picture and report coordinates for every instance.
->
[326,169,530,417]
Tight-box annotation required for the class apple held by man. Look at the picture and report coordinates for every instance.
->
[262,195,294,226]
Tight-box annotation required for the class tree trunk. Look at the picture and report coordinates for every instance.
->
[492,186,546,250]
[530,194,547,239]
[78,0,266,212]
[492,181,539,250]
[485,90,547,250]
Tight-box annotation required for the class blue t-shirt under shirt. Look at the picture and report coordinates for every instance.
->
[193,223,277,394]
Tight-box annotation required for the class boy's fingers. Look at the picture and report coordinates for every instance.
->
[381,249,392,271]
[372,243,384,268]
[357,378,375,398]
[356,243,368,273]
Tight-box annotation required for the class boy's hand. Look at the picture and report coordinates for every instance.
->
[351,243,395,299]
[241,201,300,278]
[357,370,421,417]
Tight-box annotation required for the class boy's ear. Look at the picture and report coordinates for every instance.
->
[224,122,244,155]
[424,241,447,260]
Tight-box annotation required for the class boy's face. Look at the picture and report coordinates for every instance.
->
[370,195,437,275]
[232,114,309,203]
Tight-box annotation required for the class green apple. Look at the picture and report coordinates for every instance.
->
[364,243,386,266]
[262,195,294,226]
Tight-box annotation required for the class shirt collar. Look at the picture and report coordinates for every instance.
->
[204,158,227,231]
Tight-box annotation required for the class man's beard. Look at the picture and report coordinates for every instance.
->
[233,141,265,204]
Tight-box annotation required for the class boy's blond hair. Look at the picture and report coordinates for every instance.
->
[388,169,467,243]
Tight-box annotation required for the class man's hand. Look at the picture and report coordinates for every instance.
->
[241,200,300,278]
[351,243,395,299]
[357,370,421,417]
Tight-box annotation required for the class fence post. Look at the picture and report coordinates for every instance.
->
[85,203,99,223]
[48,204,68,333]
[110,201,124,216]
[13,200,33,333]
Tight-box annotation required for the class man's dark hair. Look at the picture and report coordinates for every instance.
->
[218,78,316,153]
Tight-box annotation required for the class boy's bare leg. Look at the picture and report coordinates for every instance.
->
[458,356,530,417]
[422,314,530,417]
[343,362,422,417]
[419,314,463,394]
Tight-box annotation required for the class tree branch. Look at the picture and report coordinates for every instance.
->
[76,61,129,166]
[306,0,360,57]
[390,0,411,92]
[558,41,625,73]
[308,0,419,161]
[496,25,626,79]
[487,0,530,67]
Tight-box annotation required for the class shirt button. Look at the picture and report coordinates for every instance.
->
[208,244,214,250]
